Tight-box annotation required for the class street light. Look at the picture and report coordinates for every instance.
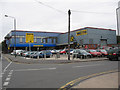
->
[5,15,17,57]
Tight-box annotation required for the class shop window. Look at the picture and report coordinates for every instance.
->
[20,37,23,43]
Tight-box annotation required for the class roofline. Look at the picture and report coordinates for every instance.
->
[11,27,116,34]
[11,30,62,34]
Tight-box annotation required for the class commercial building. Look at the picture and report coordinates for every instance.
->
[4,27,117,52]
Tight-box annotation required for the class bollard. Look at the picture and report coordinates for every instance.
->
[44,54,46,60]
[37,55,39,59]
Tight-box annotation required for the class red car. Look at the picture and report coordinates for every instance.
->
[60,49,66,54]
[87,49,102,57]
[97,49,108,56]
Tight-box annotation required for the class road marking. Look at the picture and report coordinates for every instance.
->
[3,62,12,73]
[14,67,56,71]
[8,75,11,77]
[9,70,13,75]
[3,70,13,88]
[3,82,9,86]
[58,69,118,90]
[72,64,103,68]
[5,78,10,81]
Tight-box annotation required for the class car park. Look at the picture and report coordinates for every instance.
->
[107,47,120,61]
[72,49,91,59]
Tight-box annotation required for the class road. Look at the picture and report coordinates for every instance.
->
[1,55,118,89]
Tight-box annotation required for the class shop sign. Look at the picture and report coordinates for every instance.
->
[33,45,43,47]
[76,29,87,36]
[26,33,34,43]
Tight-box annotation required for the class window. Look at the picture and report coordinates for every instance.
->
[55,38,57,43]
[20,37,23,43]
[41,38,44,43]
[45,38,48,43]
[52,38,54,43]
[34,37,37,43]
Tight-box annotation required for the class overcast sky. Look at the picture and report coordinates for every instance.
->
[0,0,120,42]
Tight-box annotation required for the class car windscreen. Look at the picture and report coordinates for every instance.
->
[90,50,96,52]
[100,49,107,52]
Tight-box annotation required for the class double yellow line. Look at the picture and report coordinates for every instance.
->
[58,69,118,90]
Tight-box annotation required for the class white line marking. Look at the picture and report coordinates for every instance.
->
[3,82,9,86]
[73,64,103,68]
[9,70,13,75]
[5,78,10,81]
[8,75,11,77]
[3,62,12,73]
[14,67,56,71]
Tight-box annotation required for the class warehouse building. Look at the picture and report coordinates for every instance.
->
[4,27,117,52]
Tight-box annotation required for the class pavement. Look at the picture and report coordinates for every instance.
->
[73,72,119,88]
[3,54,108,64]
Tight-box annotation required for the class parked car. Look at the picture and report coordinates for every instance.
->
[97,49,108,56]
[22,51,30,57]
[86,49,102,57]
[33,50,52,58]
[16,50,25,56]
[73,49,91,59]
[107,48,120,61]
[29,51,38,58]
[60,49,66,54]
[11,50,24,55]
[51,50,57,54]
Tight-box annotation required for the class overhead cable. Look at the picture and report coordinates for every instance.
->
[35,0,67,14]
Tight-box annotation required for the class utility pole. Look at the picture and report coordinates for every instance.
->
[68,9,71,60]
[116,7,120,36]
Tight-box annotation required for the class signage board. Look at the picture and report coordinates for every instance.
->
[76,29,87,36]
[26,33,34,43]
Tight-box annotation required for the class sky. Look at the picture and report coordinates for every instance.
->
[0,0,120,42]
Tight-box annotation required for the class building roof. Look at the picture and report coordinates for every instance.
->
[11,27,116,34]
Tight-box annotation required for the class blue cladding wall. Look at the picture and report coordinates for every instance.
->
[9,30,60,47]
[5,27,117,49]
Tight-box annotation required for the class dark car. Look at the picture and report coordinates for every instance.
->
[33,50,52,58]
[107,47,120,61]
[73,49,91,59]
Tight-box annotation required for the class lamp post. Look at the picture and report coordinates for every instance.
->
[116,7,120,36]
[5,15,17,57]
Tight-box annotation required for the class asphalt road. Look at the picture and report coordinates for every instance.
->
[1,56,118,89]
